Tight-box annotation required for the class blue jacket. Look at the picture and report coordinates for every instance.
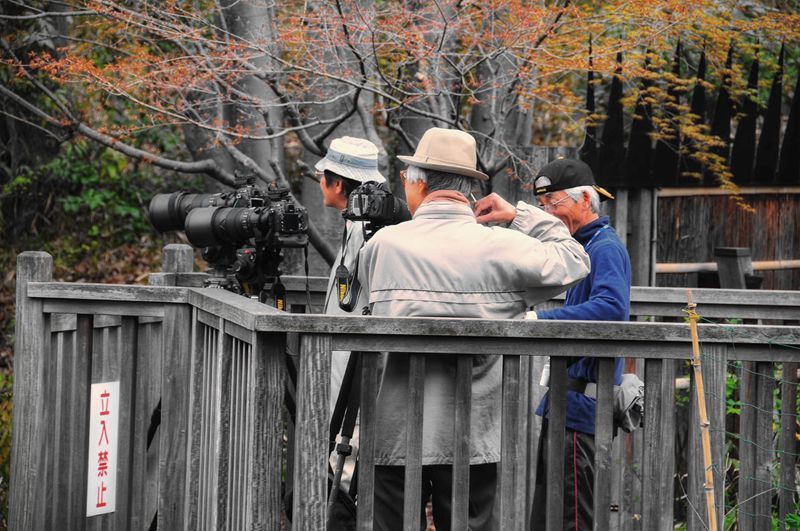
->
[535,216,631,434]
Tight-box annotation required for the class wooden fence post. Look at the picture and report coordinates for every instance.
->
[714,247,752,290]
[292,333,331,530]
[9,251,53,530]
[150,244,194,529]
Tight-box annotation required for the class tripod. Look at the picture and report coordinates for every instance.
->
[327,350,363,523]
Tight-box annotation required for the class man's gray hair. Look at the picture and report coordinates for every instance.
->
[564,185,600,214]
[405,165,474,197]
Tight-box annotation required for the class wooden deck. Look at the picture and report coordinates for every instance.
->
[9,246,800,530]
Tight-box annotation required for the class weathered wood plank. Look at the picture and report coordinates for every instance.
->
[753,362,775,530]
[641,359,663,531]
[244,276,800,313]
[594,358,616,531]
[160,244,195,276]
[157,302,193,529]
[292,334,331,530]
[779,362,798,531]
[526,355,547,527]
[48,330,72,529]
[184,310,205,531]
[629,188,655,287]
[738,361,757,531]
[69,315,93,530]
[658,360,677,530]
[330,335,800,362]
[147,272,208,288]
[251,332,286,529]
[499,355,521,530]
[545,357,567,531]
[357,352,380,531]
[451,355,472,530]
[249,310,800,346]
[514,356,531,531]
[9,251,53,531]
[114,317,138,531]
[43,299,165,318]
[29,282,190,303]
[403,355,425,531]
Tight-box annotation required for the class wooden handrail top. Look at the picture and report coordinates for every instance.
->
[25,281,800,346]
[33,279,800,310]
[281,275,800,307]
[188,287,799,346]
[27,282,191,303]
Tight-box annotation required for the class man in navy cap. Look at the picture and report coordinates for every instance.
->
[474,158,630,531]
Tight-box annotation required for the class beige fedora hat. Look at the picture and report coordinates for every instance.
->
[397,127,489,181]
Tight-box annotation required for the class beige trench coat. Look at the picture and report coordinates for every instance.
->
[358,199,590,465]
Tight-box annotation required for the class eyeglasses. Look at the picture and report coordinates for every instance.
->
[539,195,572,212]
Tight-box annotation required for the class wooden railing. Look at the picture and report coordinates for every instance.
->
[9,248,800,530]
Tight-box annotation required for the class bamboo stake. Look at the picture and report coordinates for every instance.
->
[686,289,719,531]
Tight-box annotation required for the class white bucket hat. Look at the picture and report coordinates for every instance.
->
[315,136,386,184]
[397,127,489,181]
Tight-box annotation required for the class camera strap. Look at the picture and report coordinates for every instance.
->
[336,223,362,312]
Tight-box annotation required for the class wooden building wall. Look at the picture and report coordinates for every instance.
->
[656,192,800,290]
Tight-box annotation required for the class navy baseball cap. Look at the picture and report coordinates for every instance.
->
[533,158,614,201]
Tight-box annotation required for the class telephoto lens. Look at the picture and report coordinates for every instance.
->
[184,207,262,248]
[148,192,216,232]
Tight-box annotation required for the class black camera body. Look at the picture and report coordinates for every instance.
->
[342,181,410,240]
[148,175,308,302]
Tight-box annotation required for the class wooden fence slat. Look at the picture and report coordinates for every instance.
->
[114,317,138,530]
[157,302,193,529]
[215,326,233,530]
[251,332,286,529]
[451,355,472,530]
[779,362,798,531]
[69,315,93,530]
[403,354,425,531]
[9,252,53,531]
[738,361,757,531]
[526,355,546,524]
[658,360,677,530]
[514,356,531,531]
[500,354,521,529]
[753,362,775,529]
[292,334,331,530]
[357,352,380,531]
[641,359,662,531]
[594,358,616,531]
[184,311,203,530]
[48,330,72,529]
[545,356,567,531]
[620,358,643,531]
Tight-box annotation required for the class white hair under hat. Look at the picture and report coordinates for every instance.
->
[314,136,386,184]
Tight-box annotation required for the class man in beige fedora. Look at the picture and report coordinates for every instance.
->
[357,127,591,530]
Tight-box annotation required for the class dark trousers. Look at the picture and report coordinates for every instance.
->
[373,463,497,531]
[530,422,596,531]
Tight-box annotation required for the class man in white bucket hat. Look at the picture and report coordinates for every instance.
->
[357,127,590,530]
[316,136,387,491]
